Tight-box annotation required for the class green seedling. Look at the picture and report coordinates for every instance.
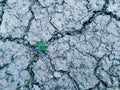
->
[28,76,33,83]
[37,42,47,54]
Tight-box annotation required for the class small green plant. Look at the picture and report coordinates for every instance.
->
[37,42,47,54]
[28,76,33,83]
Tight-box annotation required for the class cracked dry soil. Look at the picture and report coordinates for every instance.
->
[0,0,120,90]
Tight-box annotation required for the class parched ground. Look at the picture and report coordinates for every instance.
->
[0,0,120,90]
